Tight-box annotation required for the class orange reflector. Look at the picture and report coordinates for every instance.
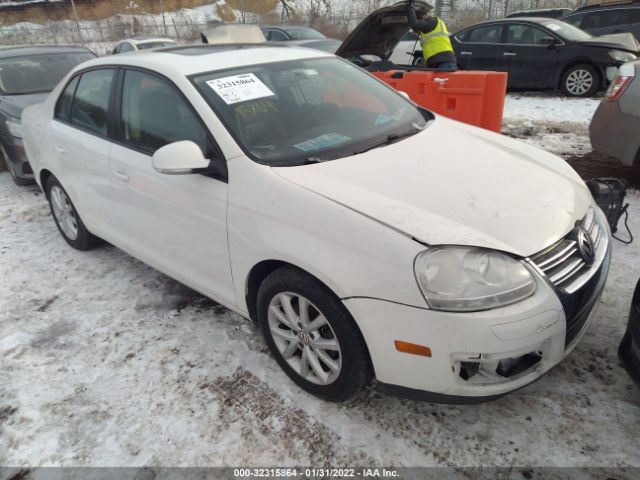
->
[394,340,432,357]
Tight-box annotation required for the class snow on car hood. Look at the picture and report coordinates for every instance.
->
[579,33,640,53]
[273,117,592,258]
[335,0,431,61]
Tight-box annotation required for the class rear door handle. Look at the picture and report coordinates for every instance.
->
[460,51,473,55]
[113,168,129,182]
[503,52,517,56]
[54,145,65,156]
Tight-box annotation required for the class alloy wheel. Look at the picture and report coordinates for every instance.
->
[50,185,79,240]
[565,69,593,96]
[267,292,342,385]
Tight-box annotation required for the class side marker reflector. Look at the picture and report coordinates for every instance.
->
[394,340,432,357]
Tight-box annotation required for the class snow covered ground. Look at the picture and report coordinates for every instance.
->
[502,93,601,157]
[1,95,639,469]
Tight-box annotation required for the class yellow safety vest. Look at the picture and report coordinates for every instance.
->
[419,18,454,62]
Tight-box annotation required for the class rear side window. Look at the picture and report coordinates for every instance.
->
[268,30,288,41]
[563,13,584,28]
[54,75,80,122]
[119,69,211,155]
[120,43,135,53]
[461,25,502,43]
[70,69,115,136]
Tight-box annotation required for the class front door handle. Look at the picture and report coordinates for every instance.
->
[460,51,473,55]
[503,52,517,56]
[113,169,130,182]
[54,145,65,157]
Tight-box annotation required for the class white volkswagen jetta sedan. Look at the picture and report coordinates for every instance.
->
[22,45,611,403]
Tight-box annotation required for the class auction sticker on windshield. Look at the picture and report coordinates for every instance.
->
[294,133,351,152]
[206,73,275,105]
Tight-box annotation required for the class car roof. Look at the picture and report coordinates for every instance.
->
[76,44,332,77]
[0,45,93,59]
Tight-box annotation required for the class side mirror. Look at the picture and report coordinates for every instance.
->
[152,141,210,175]
[540,38,559,47]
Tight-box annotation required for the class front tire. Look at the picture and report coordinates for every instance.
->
[46,176,97,251]
[561,64,600,97]
[257,267,370,402]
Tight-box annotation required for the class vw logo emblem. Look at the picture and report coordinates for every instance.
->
[575,227,595,265]
[297,331,311,345]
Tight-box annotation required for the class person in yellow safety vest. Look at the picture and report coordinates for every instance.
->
[406,0,457,70]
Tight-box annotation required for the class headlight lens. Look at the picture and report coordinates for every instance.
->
[609,50,637,62]
[414,246,536,312]
[6,119,23,138]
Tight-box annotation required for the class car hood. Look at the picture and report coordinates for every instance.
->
[273,117,592,258]
[579,33,640,53]
[0,92,48,119]
[335,0,432,60]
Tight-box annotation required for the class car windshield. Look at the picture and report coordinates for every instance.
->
[192,57,430,166]
[138,41,176,50]
[285,27,326,40]
[0,52,94,95]
[541,19,592,41]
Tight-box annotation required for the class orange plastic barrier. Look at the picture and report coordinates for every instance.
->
[372,70,508,133]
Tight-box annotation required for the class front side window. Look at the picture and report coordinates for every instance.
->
[119,43,135,53]
[192,57,429,166]
[0,52,95,95]
[505,24,555,44]
[120,69,210,155]
[70,69,114,136]
[268,30,289,41]
[55,75,80,121]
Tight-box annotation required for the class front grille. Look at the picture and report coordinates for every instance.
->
[529,208,610,348]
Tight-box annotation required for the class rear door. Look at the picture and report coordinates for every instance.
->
[47,68,117,235]
[107,68,234,304]
[501,23,560,88]
[453,24,505,71]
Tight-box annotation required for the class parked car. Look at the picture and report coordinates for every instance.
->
[23,44,611,403]
[619,278,640,386]
[0,45,95,185]
[261,25,326,41]
[389,30,420,65]
[590,60,640,166]
[452,18,639,96]
[507,8,572,19]
[112,36,177,54]
[562,1,640,39]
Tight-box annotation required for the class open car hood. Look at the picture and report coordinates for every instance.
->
[579,33,640,53]
[335,1,431,61]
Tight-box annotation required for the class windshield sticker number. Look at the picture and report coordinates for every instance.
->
[207,73,275,105]
[294,133,351,152]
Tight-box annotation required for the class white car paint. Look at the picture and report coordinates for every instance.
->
[21,46,610,401]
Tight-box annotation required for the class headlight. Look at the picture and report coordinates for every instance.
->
[414,246,536,312]
[6,119,23,139]
[609,50,637,62]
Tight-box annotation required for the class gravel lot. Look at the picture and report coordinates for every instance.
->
[1,95,639,469]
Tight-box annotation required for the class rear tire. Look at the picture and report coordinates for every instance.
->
[46,176,97,251]
[257,267,370,402]
[561,64,600,97]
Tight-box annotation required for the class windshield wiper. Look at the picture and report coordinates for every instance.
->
[352,128,422,156]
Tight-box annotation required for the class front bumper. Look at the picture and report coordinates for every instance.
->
[590,99,640,166]
[345,211,611,403]
[619,279,640,387]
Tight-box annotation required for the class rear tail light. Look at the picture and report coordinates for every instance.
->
[605,63,636,102]
[605,75,634,101]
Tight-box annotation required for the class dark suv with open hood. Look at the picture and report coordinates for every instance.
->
[0,46,95,185]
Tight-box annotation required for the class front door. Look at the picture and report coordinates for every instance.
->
[108,68,235,305]
[501,23,559,89]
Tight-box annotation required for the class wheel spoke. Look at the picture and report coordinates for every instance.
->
[270,325,297,342]
[298,297,309,329]
[280,294,299,327]
[310,337,340,351]
[305,347,328,383]
[299,350,310,378]
[51,188,65,211]
[269,305,294,329]
[313,347,340,373]
[304,315,328,333]
[282,339,300,359]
